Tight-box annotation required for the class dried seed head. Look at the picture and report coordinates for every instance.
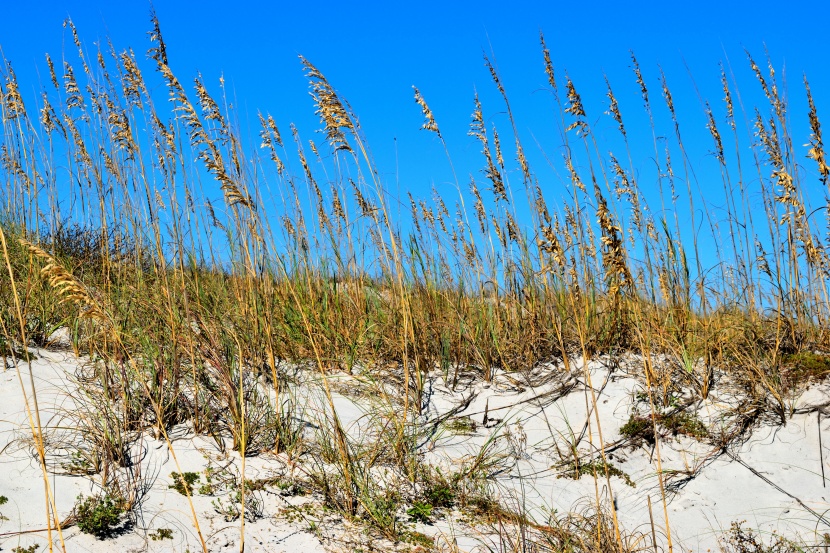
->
[413,86,440,137]
[120,49,145,106]
[470,179,487,234]
[605,77,625,138]
[19,239,110,324]
[805,77,828,185]
[408,192,421,234]
[720,64,735,131]
[63,61,84,110]
[506,213,519,243]
[594,185,631,296]
[194,74,228,137]
[45,54,59,90]
[705,102,725,164]
[564,76,587,133]
[469,95,507,202]
[350,178,377,218]
[492,124,504,168]
[39,94,65,137]
[148,10,168,66]
[0,145,34,191]
[64,19,90,75]
[564,154,586,192]
[630,51,649,108]
[258,112,285,174]
[300,56,354,152]
[540,32,557,93]
[2,63,26,121]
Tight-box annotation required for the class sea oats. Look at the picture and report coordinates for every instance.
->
[413,86,440,137]
[564,153,586,193]
[119,49,145,106]
[630,51,649,108]
[492,124,505,168]
[0,145,34,192]
[407,192,421,234]
[805,77,828,185]
[506,213,519,243]
[258,112,285,174]
[300,56,353,153]
[64,19,90,75]
[148,11,168,66]
[595,184,631,296]
[537,33,557,86]
[721,64,736,131]
[705,102,725,165]
[63,61,84,110]
[331,185,346,226]
[2,63,26,121]
[350,178,376,218]
[19,239,109,324]
[564,76,587,134]
[45,53,60,90]
[39,94,65,137]
[469,94,507,202]
[605,78,625,138]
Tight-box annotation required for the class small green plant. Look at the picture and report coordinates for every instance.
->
[0,495,8,505]
[720,521,801,553]
[443,416,477,435]
[212,488,264,522]
[406,501,433,523]
[197,461,235,495]
[169,471,200,496]
[559,459,636,488]
[620,415,653,443]
[621,411,708,446]
[425,484,455,508]
[783,351,830,387]
[247,475,307,496]
[12,545,39,553]
[403,530,434,547]
[149,527,174,541]
[61,449,97,475]
[662,412,708,439]
[74,493,124,538]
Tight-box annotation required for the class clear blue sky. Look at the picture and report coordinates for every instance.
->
[1,0,828,270]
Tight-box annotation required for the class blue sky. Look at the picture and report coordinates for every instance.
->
[2,0,828,275]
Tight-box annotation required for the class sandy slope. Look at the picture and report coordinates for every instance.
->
[421,359,830,551]
[0,350,329,553]
[1,348,828,552]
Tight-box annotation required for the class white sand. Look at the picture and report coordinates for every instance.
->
[1,349,828,552]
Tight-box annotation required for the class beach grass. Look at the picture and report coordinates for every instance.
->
[1,12,829,553]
